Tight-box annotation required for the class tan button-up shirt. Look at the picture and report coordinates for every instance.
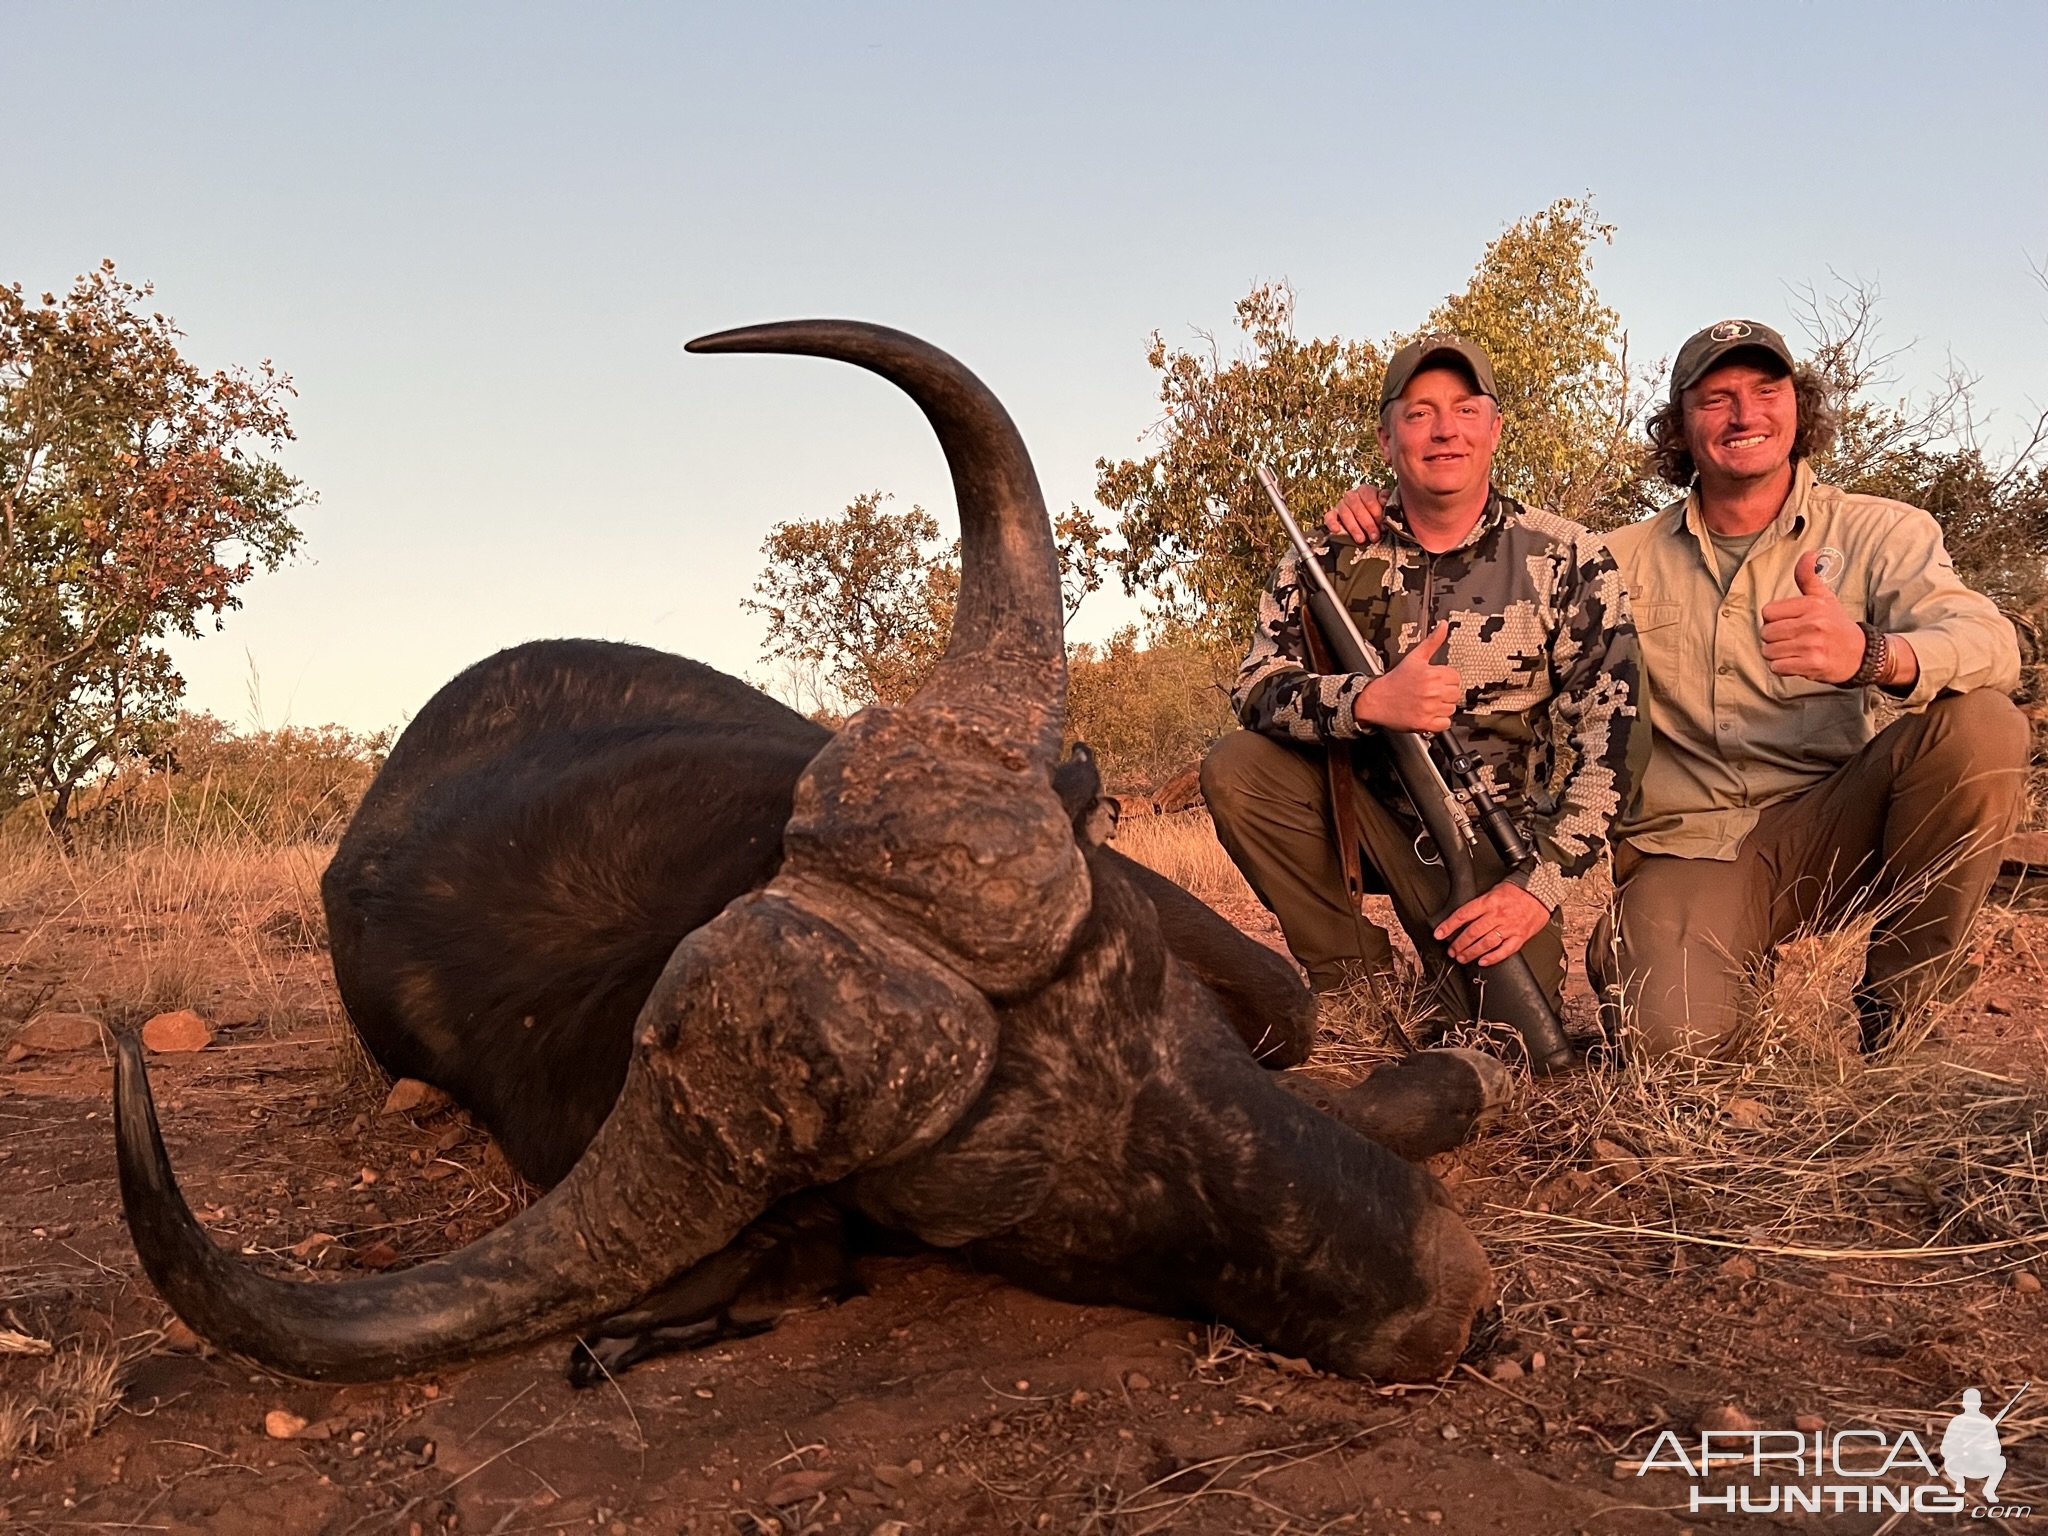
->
[1604,461,2020,859]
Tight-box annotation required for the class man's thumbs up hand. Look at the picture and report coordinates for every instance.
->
[1761,548,1867,684]
[1353,620,1463,732]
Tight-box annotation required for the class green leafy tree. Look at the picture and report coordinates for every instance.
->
[749,492,1111,715]
[746,490,958,713]
[1422,198,1657,529]
[1097,198,1655,645]
[1,262,309,827]
[1096,282,1386,646]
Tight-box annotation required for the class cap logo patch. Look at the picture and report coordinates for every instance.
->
[1710,320,1754,342]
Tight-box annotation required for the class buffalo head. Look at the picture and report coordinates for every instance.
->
[114,322,1490,1382]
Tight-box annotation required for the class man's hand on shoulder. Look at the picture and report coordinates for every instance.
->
[1760,550,1868,685]
[1435,880,1550,967]
[1353,621,1462,733]
[1325,484,1387,544]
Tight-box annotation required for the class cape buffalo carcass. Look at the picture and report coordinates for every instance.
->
[114,321,1505,1386]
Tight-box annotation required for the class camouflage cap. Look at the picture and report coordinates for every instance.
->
[1671,319,1795,401]
[1379,334,1498,412]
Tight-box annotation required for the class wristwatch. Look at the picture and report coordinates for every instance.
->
[1846,621,1890,688]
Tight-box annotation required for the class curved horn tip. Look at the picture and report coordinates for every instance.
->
[684,319,930,359]
[115,1030,149,1126]
[684,322,827,356]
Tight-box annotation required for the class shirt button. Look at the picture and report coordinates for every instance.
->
[1717,664,1732,676]
[1719,722,1732,732]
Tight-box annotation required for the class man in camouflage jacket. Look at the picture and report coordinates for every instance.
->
[1202,335,1642,1021]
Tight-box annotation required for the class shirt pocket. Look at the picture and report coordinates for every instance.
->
[1633,601,1681,635]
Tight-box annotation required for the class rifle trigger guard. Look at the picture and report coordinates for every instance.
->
[1414,829,1442,867]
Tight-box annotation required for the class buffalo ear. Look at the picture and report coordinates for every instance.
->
[1054,743,1115,851]
[1078,797,1118,851]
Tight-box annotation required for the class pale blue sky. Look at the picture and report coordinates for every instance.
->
[7,2,2045,732]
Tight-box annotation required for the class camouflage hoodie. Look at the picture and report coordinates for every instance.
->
[1231,487,1643,911]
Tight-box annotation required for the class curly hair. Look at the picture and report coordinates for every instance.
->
[1644,359,1839,488]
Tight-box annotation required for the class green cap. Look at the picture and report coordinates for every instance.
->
[1379,333,1498,412]
[1671,319,1795,401]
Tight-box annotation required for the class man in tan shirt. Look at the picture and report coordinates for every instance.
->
[1592,319,2025,1054]
[1325,319,2027,1056]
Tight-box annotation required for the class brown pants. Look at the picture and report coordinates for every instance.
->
[1587,690,2029,1056]
[1200,730,1565,1020]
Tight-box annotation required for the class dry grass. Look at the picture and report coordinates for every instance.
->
[0,1338,131,1465]
[1464,899,2048,1283]
[1,816,337,1033]
[1111,810,1253,907]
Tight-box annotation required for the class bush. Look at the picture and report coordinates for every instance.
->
[1066,625,1239,791]
[64,712,387,846]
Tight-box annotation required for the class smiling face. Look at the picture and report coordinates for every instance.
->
[1681,357,1798,492]
[1377,363,1502,508]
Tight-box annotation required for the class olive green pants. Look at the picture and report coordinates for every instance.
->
[1587,690,2029,1056]
[1200,729,1564,1021]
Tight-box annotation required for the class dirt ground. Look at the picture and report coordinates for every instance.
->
[1,838,2044,1534]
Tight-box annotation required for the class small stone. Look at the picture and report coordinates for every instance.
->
[2015,1271,2042,1294]
[1069,1388,1089,1406]
[16,1012,104,1054]
[290,1231,338,1259]
[1794,1413,1826,1432]
[1439,1424,1460,1441]
[1717,1255,1758,1281]
[869,1523,911,1536]
[1015,1379,1030,1392]
[4,1042,28,1064]
[1421,1514,1444,1526]
[141,1010,213,1053]
[357,1167,380,1186]
[382,1078,452,1115]
[161,1318,204,1353]
[1125,1371,1151,1392]
[264,1410,308,1440]
[1985,1000,2012,1016]
[610,1524,629,1536]
[1528,1352,1547,1372]
[872,1464,915,1492]
[1489,1358,1524,1382]
[1697,1404,1756,1434]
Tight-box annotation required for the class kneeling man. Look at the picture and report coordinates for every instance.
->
[1203,336,1641,1025]
[1595,320,2026,1054]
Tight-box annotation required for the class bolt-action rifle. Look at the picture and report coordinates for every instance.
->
[1255,466,1576,1075]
